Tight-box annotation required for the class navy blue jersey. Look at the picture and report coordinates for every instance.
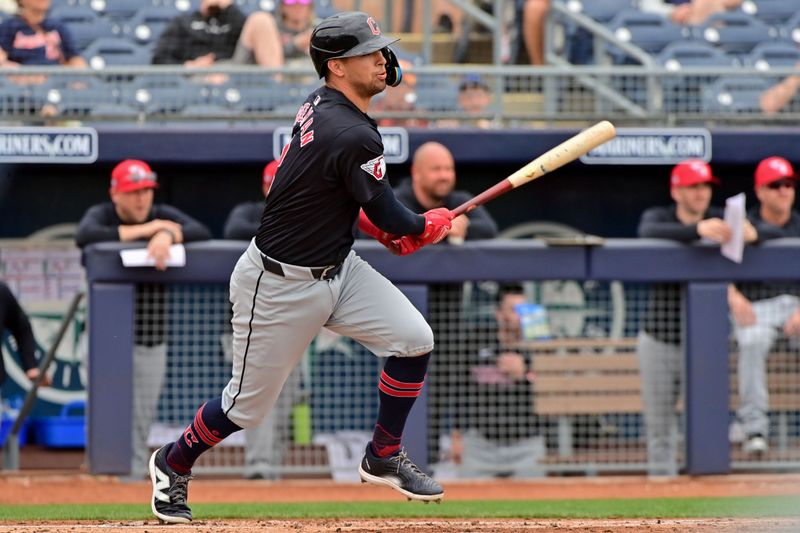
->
[256,86,391,266]
[0,15,80,65]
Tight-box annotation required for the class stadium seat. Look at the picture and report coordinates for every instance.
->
[88,103,140,120]
[698,11,777,55]
[415,77,460,112]
[233,0,275,15]
[701,76,770,114]
[657,41,739,112]
[167,0,200,13]
[41,78,119,117]
[122,76,210,115]
[83,38,152,68]
[746,41,800,71]
[563,0,634,24]
[782,11,800,45]
[741,0,799,27]
[181,104,244,117]
[93,0,145,21]
[607,10,689,63]
[50,6,118,52]
[220,84,304,113]
[123,6,180,46]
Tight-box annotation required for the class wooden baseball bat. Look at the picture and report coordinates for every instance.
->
[450,121,616,218]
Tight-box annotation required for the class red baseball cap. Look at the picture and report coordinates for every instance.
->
[110,159,158,193]
[263,160,279,189]
[755,156,796,188]
[670,159,719,188]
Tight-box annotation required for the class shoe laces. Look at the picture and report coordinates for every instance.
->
[170,474,193,504]
[393,450,423,476]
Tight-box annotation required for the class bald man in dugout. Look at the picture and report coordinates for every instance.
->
[392,142,499,243]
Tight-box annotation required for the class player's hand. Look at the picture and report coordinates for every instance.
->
[419,208,453,246]
[185,53,215,68]
[497,352,527,380]
[743,220,758,243]
[784,310,800,337]
[387,235,424,255]
[697,218,732,244]
[148,231,174,270]
[728,288,756,327]
[449,214,469,241]
[26,367,50,387]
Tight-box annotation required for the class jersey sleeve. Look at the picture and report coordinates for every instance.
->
[333,124,391,204]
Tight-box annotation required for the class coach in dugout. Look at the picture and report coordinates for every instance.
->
[393,142,498,243]
[727,156,800,456]
[223,161,277,240]
[75,159,212,477]
[636,159,758,477]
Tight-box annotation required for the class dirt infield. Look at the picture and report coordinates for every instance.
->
[1,472,799,504]
[0,518,799,532]
[0,473,798,532]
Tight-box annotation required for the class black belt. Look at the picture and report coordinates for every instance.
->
[261,255,342,281]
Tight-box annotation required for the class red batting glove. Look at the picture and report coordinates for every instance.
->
[388,235,424,255]
[358,209,407,254]
[418,207,453,246]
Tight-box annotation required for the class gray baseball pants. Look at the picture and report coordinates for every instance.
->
[221,239,434,428]
[732,294,800,438]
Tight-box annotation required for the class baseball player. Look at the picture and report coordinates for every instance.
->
[148,11,452,523]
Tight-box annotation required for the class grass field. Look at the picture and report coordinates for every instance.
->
[0,496,797,521]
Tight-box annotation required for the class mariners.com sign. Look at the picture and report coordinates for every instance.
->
[0,127,98,163]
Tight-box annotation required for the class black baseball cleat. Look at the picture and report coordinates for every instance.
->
[358,445,444,503]
[149,444,193,524]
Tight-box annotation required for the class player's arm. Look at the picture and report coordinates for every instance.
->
[156,205,213,242]
[637,207,703,242]
[75,205,125,247]
[0,282,41,381]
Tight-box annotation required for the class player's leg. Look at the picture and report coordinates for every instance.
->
[149,244,332,523]
[637,331,681,477]
[130,342,167,478]
[325,251,443,501]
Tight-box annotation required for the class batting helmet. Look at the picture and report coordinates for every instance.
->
[310,11,403,87]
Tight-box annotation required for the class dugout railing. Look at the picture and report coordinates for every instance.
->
[81,239,800,477]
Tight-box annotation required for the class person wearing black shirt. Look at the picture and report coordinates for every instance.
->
[0,281,44,389]
[636,159,757,476]
[727,156,800,455]
[147,12,452,523]
[450,284,543,478]
[75,159,212,478]
[223,161,277,240]
[151,0,285,67]
[394,141,498,243]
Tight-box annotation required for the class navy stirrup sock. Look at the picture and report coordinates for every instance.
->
[371,353,431,457]
[166,397,242,474]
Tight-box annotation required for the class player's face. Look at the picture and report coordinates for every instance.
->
[496,293,527,338]
[756,179,796,216]
[671,183,712,217]
[340,50,388,98]
[112,188,155,224]
[415,149,456,202]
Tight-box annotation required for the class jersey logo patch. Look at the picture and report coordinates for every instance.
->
[360,155,386,180]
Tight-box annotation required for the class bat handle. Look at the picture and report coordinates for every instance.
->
[450,202,474,218]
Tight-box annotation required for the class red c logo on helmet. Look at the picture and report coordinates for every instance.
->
[367,17,380,35]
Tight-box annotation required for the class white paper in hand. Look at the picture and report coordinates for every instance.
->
[721,192,745,264]
[120,244,186,268]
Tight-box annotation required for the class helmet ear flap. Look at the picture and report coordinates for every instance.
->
[382,47,402,87]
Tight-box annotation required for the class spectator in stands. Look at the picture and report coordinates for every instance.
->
[223,161,277,240]
[372,59,428,128]
[394,142,498,244]
[75,159,212,477]
[728,156,800,455]
[1,280,47,390]
[636,159,757,476]
[760,65,800,115]
[449,283,543,478]
[456,74,495,129]
[0,0,87,71]
[639,0,743,25]
[276,0,317,66]
[522,0,549,66]
[152,0,284,67]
